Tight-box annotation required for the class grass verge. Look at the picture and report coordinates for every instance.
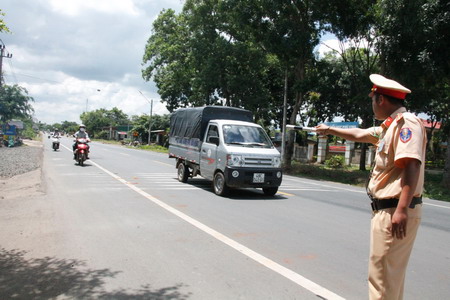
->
[132,144,168,153]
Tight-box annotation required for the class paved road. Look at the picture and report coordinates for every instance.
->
[1,137,449,299]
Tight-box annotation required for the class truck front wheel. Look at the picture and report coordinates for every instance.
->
[213,172,229,196]
[177,163,189,183]
[263,187,278,196]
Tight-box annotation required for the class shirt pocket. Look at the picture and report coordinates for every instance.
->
[375,141,390,169]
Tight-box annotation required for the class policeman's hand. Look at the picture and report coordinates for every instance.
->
[315,124,330,135]
[391,209,408,239]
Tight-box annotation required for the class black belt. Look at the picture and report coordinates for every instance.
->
[370,196,422,212]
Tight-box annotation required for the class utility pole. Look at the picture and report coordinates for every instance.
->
[148,99,153,145]
[281,67,288,165]
[0,44,13,86]
[138,90,153,145]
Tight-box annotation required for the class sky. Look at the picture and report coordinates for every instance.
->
[1,0,339,125]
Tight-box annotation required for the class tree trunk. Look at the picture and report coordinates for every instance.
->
[283,91,303,169]
[442,130,450,189]
[358,117,372,171]
[359,143,367,171]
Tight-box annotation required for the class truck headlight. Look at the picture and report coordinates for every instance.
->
[227,154,244,167]
[273,157,281,168]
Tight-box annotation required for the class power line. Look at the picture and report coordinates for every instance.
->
[7,72,64,84]
[6,55,18,84]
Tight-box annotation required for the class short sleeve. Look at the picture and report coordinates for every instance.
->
[394,116,425,167]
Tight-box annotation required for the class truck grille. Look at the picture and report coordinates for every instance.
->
[243,157,273,167]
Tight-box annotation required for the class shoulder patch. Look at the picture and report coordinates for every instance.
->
[399,128,412,143]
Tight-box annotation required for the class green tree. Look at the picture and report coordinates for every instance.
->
[131,114,170,144]
[0,9,11,33]
[376,0,450,187]
[60,121,79,134]
[0,85,34,123]
[142,4,282,126]
[20,117,38,139]
[142,9,193,112]
[105,107,129,126]
[80,107,129,138]
[183,0,284,123]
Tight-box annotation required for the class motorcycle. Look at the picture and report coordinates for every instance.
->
[74,138,90,166]
[52,136,60,151]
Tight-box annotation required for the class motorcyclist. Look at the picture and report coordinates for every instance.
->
[73,124,90,159]
[53,128,61,138]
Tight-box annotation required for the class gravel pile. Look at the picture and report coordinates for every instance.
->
[0,143,42,178]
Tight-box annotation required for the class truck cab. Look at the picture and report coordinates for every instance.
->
[200,120,282,195]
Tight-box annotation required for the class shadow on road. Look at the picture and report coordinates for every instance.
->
[0,248,191,299]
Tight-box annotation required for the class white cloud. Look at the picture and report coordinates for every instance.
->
[1,0,181,124]
[48,0,141,16]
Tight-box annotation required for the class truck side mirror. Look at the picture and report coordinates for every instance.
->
[208,136,220,146]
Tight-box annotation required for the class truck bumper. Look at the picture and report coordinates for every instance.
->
[224,167,282,188]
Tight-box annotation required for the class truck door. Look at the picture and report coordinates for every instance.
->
[200,124,219,181]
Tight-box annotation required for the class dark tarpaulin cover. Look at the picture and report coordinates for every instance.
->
[169,106,253,141]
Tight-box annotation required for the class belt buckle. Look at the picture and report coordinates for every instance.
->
[371,201,379,212]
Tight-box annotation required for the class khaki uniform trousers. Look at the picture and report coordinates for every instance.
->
[369,204,422,300]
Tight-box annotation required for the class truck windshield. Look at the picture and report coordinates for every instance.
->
[223,125,273,148]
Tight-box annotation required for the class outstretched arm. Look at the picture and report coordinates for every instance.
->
[315,124,378,144]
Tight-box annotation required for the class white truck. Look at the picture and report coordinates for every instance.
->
[168,106,282,196]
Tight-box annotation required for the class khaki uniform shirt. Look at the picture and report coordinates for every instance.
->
[365,107,427,199]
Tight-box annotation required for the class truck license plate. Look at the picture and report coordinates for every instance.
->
[253,173,265,183]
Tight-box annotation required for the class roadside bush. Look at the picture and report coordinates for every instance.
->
[96,130,109,140]
[325,155,345,169]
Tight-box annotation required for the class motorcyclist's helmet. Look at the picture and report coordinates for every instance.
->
[79,124,86,132]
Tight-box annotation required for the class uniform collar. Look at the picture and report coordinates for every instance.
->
[389,107,407,119]
[381,107,407,130]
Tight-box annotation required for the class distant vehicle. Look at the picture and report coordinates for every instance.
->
[52,136,60,151]
[169,106,282,196]
[74,138,90,166]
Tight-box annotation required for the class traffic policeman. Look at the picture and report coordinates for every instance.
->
[316,74,426,300]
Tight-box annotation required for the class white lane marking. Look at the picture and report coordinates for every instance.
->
[57,145,345,300]
[143,187,200,190]
[424,203,450,209]
[280,188,341,192]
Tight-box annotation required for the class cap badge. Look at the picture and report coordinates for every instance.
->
[399,128,412,143]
